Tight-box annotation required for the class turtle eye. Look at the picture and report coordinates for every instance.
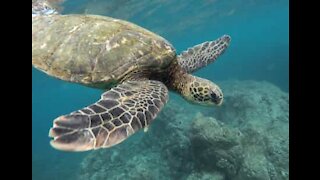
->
[210,93,217,99]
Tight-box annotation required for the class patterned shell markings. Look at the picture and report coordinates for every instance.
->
[32,15,176,85]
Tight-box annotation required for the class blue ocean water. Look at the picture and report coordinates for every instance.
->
[32,0,289,179]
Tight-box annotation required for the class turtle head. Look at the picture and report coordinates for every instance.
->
[181,76,223,106]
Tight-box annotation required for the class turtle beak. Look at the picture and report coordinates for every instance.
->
[210,92,223,106]
[216,97,223,106]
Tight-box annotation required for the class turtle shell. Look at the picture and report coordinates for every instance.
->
[32,14,176,88]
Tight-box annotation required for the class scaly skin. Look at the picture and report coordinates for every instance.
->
[166,61,223,106]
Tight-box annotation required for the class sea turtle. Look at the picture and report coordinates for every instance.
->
[32,0,231,151]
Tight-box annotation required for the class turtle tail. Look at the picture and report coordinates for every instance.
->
[32,0,63,16]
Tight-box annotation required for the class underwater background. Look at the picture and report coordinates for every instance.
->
[32,0,289,179]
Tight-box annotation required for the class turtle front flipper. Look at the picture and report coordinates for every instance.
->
[177,35,231,73]
[49,80,168,151]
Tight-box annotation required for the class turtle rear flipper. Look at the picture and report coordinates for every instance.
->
[49,80,168,151]
[178,35,231,73]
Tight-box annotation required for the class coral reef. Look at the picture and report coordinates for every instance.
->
[213,80,289,127]
[187,171,225,180]
[78,100,196,180]
[215,80,289,180]
[190,113,244,178]
[78,80,288,180]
